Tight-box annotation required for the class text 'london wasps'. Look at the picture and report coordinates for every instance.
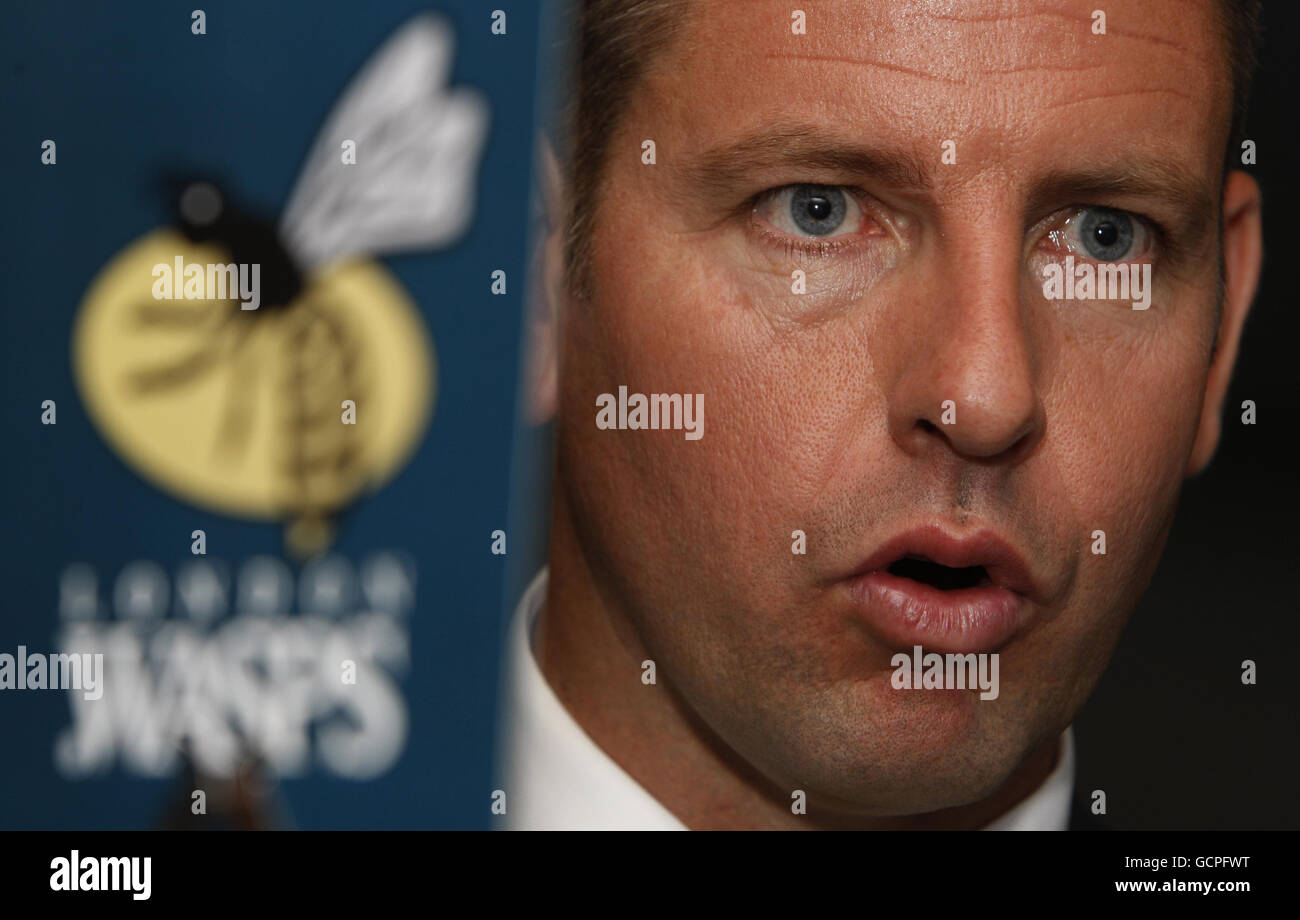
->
[55,552,415,781]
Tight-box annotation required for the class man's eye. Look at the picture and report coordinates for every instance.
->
[1059,206,1150,262]
[755,184,862,238]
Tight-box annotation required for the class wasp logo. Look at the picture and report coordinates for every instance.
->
[73,15,488,558]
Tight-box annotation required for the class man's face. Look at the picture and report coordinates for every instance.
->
[554,0,1235,814]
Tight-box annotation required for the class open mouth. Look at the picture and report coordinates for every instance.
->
[847,527,1038,653]
[886,554,993,591]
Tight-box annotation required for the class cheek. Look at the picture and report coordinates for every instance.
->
[581,215,814,476]
[597,235,882,559]
[567,226,892,669]
[1044,319,1210,595]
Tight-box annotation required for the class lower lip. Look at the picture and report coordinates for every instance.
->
[846,571,1029,654]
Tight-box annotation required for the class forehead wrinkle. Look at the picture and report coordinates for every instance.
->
[764,51,966,85]
[1046,87,1198,108]
[743,0,1203,86]
[766,50,1192,84]
[922,4,1186,50]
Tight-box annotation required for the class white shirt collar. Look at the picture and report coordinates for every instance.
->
[498,567,1074,830]
[983,719,1075,831]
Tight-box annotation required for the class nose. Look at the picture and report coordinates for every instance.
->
[887,220,1045,463]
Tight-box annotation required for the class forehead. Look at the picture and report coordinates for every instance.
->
[636,0,1230,184]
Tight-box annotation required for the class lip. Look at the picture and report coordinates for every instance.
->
[844,525,1043,654]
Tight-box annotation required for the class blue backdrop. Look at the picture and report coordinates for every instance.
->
[0,0,544,829]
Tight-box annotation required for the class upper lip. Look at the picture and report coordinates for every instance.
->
[848,524,1045,602]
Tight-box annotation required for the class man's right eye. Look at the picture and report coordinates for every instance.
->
[753,184,864,239]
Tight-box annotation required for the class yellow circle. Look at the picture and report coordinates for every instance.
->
[73,230,435,529]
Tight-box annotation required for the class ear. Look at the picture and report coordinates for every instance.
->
[1186,170,1263,477]
[523,138,567,425]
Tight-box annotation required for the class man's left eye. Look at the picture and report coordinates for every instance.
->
[1059,206,1151,262]
[755,184,863,238]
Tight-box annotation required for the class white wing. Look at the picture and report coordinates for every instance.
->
[280,14,490,271]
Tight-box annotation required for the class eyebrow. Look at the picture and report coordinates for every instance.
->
[675,124,934,198]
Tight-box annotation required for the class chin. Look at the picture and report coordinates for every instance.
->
[731,675,1033,816]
